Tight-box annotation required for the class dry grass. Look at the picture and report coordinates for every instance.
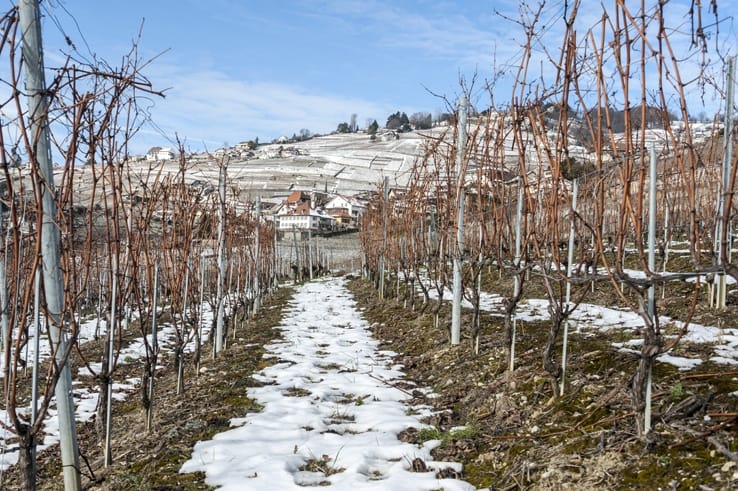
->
[347,274,738,490]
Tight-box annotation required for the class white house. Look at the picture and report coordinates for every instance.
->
[324,195,366,221]
[276,209,336,232]
[145,147,176,161]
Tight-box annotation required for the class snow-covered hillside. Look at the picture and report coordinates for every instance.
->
[126,130,446,201]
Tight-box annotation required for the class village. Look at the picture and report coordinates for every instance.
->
[122,111,726,244]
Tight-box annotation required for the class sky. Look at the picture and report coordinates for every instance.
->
[29,0,737,156]
[37,0,505,154]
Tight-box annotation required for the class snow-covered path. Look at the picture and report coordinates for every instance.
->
[180,277,476,490]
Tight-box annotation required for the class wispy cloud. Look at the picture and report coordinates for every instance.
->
[298,0,500,68]
[137,66,393,153]
[39,0,730,156]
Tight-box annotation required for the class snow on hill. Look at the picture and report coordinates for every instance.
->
[125,130,443,201]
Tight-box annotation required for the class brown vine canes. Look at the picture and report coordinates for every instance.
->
[575,0,711,438]
[0,6,165,484]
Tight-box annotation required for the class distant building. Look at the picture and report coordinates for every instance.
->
[324,195,366,228]
[275,209,336,232]
[286,190,311,206]
[145,147,176,161]
[271,190,311,215]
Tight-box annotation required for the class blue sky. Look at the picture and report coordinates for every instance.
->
[39,0,507,154]
[35,0,736,155]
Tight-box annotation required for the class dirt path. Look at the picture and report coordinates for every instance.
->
[180,277,476,490]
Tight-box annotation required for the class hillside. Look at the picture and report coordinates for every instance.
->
[125,130,439,202]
